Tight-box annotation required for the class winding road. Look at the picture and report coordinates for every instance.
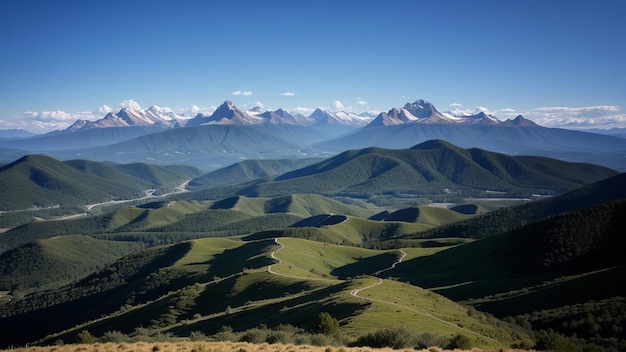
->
[86,179,190,210]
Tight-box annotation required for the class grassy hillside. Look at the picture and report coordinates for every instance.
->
[0,235,141,295]
[0,194,376,253]
[390,199,626,349]
[0,237,530,349]
[237,140,617,199]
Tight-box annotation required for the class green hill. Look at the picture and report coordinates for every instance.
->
[188,158,323,189]
[390,198,626,349]
[415,172,626,240]
[0,155,203,212]
[0,237,531,349]
[237,140,617,199]
[0,155,151,211]
[0,235,141,295]
[0,194,375,253]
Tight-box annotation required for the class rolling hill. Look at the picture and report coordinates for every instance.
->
[0,235,141,295]
[235,140,618,199]
[389,198,626,349]
[187,157,324,189]
[0,237,531,349]
[0,155,203,212]
[415,172,626,240]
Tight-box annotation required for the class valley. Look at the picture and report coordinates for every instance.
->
[0,101,625,351]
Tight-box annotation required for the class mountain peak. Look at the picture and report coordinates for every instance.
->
[503,115,539,127]
[403,99,438,118]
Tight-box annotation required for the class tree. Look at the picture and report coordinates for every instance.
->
[313,312,339,335]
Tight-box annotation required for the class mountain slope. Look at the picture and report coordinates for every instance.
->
[416,172,626,240]
[0,235,141,294]
[0,237,529,348]
[0,155,153,210]
[391,198,626,335]
[187,157,323,189]
[0,126,167,152]
[89,124,301,168]
[238,140,618,199]
[315,122,626,171]
[0,155,203,212]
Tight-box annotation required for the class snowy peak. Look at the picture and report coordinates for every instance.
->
[186,100,263,126]
[403,99,438,118]
[306,108,372,127]
[364,99,520,128]
[64,105,182,132]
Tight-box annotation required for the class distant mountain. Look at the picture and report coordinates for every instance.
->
[235,140,618,199]
[88,124,302,169]
[187,101,373,130]
[186,100,263,126]
[317,117,626,170]
[367,99,501,127]
[66,105,184,131]
[0,129,36,140]
[0,125,167,152]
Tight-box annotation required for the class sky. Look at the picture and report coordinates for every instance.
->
[1,0,625,133]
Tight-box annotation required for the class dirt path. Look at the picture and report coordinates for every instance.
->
[268,239,499,344]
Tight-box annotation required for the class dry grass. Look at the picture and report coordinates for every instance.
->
[0,341,533,352]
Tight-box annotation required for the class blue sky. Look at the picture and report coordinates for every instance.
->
[1,0,625,132]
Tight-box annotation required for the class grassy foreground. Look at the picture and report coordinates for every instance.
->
[0,341,532,352]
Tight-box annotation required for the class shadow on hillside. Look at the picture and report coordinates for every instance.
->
[331,252,400,279]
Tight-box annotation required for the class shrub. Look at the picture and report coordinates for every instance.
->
[76,330,98,344]
[415,332,450,349]
[240,328,267,344]
[100,330,130,343]
[353,327,415,349]
[189,331,207,341]
[265,330,290,344]
[446,334,472,350]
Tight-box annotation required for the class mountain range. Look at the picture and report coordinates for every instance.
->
[0,151,623,349]
[1,99,625,171]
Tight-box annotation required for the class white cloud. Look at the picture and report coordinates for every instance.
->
[450,103,463,108]
[96,105,112,114]
[332,101,344,110]
[118,99,142,110]
[232,90,253,96]
[280,92,295,97]
[357,100,368,105]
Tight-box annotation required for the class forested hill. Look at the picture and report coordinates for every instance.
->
[238,140,618,198]
[414,172,626,240]
[0,154,202,211]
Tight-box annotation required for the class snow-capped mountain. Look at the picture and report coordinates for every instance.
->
[366,99,520,128]
[66,105,184,132]
[186,101,374,128]
[186,100,264,126]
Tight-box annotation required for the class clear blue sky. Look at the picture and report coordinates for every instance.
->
[1,0,625,132]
